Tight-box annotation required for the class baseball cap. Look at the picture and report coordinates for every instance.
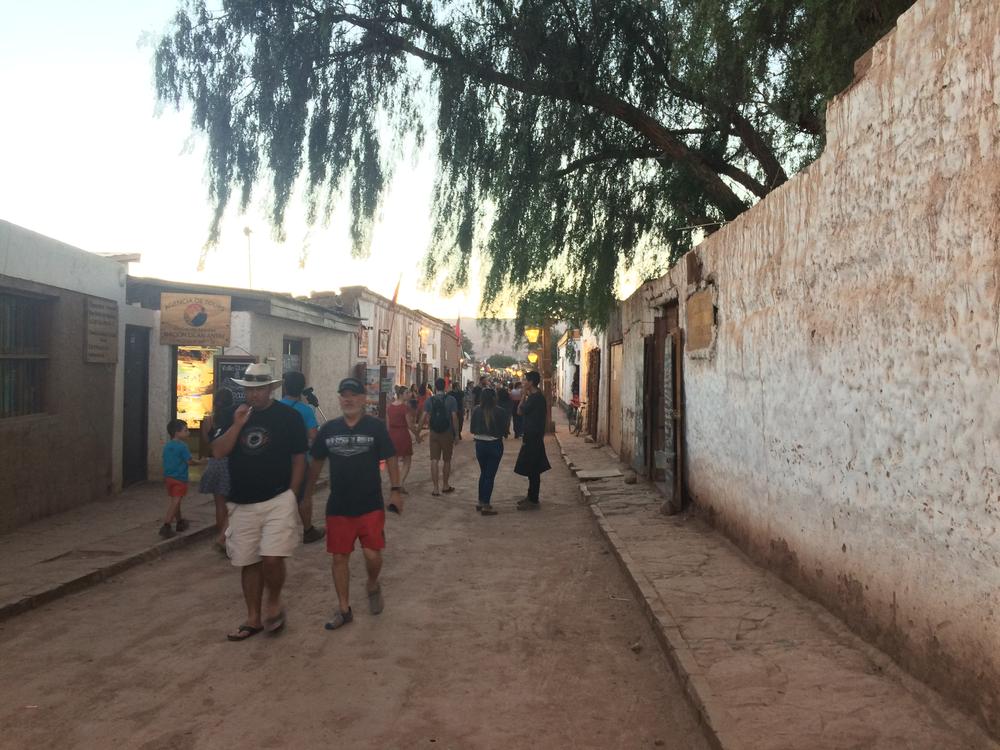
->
[337,377,365,394]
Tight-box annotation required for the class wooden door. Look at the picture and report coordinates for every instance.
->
[608,343,623,456]
[122,325,149,486]
[586,348,600,438]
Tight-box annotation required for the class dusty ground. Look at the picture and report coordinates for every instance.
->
[0,434,710,749]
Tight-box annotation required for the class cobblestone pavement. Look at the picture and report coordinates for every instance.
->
[0,434,712,749]
[556,429,998,750]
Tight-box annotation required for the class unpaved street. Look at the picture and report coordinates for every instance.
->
[0,435,710,749]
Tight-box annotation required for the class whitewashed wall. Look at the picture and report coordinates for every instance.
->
[608,0,1000,733]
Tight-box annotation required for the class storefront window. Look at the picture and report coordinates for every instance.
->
[176,347,217,430]
[283,338,303,374]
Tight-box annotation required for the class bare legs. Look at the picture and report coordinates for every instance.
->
[232,557,285,634]
[330,549,383,612]
[213,494,228,545]
[399,455,412,492]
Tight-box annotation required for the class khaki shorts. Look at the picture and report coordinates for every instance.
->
[428,430,455,461]
[226,489,299,567]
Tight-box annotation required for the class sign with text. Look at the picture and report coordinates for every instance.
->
[85,297,119,363]
[160,293,231,347]
[358,326,370,358]
[686,287,715,351]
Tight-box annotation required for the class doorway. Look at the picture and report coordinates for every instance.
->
[122,325,149,486]
[662,302,685,512]
[608,342,623,456]
[586,348,600,439]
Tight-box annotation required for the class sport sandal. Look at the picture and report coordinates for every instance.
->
[325,608,353,630]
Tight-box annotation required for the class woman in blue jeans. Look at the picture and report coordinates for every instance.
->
[470,388,511,516]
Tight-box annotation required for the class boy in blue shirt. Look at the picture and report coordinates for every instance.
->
[161,419,198,538]
[280,371,325,544]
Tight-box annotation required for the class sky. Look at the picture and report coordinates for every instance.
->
[0,1,490,319]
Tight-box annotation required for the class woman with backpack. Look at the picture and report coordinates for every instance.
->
[470,388,510,515]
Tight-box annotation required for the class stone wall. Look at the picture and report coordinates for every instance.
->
[642,0,1000,733]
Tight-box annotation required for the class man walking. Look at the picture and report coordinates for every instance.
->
[212,362,307,641]
[513,371,551,510]
[420,377,459,496]
[303,377,402,630]
[280,370,325,544]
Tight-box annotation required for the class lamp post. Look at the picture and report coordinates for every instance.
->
[525,323,555,433]
[243,226,253,289]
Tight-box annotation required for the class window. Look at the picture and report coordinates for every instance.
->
[0,293,48,418]
[283,337,303,374]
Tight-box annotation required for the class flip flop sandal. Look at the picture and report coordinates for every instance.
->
[442,487,456,493]
[264,610,287,636]
[227,624,263,642]
[431,491,441,497]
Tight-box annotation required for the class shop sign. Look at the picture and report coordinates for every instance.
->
[358,326,370,358]
[378,329,390,359]
[160,293,231,346]
[85,297,119,363]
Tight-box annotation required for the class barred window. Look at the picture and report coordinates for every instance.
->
[0,293,48,418]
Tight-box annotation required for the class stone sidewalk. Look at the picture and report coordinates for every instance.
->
[0,483,219,622]
[554,430,997,750]
[0,474,328,623]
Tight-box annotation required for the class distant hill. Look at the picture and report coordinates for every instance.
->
[449,318,527,360]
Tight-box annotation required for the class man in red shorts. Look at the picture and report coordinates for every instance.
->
[303,377,402,629]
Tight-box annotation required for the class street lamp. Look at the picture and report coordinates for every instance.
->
[527,351,539,364]
[243,226,253,289]
[524,326,541,344]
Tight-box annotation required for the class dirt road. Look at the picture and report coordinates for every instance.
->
[0,435,710,749]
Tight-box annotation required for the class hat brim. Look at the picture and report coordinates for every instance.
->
[231,378,282,388]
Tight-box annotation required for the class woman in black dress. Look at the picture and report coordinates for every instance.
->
[513,371,550,509]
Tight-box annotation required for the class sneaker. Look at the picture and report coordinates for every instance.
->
[516,498,540,511]
[159,523,176,539]
[368,585,384,615]
[325,608,353,630]
[475,503,484,513]
[175,518,190,532]
[480,505,498,516]
[303,526,325,544]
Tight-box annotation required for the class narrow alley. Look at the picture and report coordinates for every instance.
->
[0,437,711,749]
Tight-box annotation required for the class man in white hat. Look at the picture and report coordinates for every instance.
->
[211,362,308,641]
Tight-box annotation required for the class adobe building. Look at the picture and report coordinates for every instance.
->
[125,277,361,480]
[0,221,128,532]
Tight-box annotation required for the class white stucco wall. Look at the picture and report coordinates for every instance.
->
[0,220,126,302]
[240,311,353,415]
[608,0,1000,733]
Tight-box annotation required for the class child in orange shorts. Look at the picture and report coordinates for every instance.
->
[161,419,198,538]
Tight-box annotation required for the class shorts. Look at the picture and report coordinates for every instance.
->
[326,510,386,555]
[428,430,455,461]
[225,489,299,567]
[165,478,188,498]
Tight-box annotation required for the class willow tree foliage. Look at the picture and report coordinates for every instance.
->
[154,0,913,323]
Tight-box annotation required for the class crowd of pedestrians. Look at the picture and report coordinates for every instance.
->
[161,360,549,641]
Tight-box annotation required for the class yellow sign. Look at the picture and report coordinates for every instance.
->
[160,293,232,347]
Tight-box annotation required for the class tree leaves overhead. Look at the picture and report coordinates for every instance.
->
[155,0,913,324]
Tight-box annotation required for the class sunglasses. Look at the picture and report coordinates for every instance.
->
[242,373,275,382]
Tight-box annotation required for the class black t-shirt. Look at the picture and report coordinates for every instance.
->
[213,401,308,504]
[311,415,396,517]
[521,391,547,439]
